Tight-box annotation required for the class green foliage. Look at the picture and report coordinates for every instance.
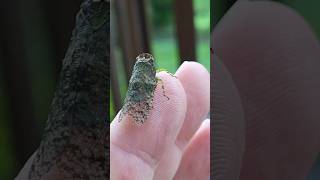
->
[152,38,179,73]
[150,0,173,29]
[194,0,210,35]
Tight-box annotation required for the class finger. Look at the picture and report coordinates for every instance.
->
[153,62,210,180]
[152,142,182,180]
[15,151,65,180]
[110,72,187,179]
[213,1,320,179]
[211,55,245,180]
[173,119,210,180]
[175,61,210,150]
[16,151,37,180]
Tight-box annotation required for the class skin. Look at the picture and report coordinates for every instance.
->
[211,54,245,180]
[17,62,210,179]
[110,61,210,180]
[212,0,320,179]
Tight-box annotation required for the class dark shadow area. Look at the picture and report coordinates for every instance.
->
[0,0,81,179]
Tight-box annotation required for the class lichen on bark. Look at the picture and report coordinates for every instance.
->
[28,0,109,179]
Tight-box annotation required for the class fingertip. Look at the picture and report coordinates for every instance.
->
[176,61,210,81]
[111,69,187,172]
[201,118,211,129]
[174,61,210,149]
[176,61,210,111]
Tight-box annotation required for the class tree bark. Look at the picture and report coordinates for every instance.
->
[16,1,110,179]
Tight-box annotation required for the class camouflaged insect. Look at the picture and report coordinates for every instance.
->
[119,53,167,125]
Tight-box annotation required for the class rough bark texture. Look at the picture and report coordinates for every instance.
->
[27,1,109,179]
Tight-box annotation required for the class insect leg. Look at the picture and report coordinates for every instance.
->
[156,69,177,78]
[156,77,170,100]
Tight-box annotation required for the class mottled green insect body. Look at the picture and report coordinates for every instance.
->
[119,53,157,125]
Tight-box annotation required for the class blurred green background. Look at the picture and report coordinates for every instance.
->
[110,0,210,119]
[151,0,210,72]
[212,1,320,179]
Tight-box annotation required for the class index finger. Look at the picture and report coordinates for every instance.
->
[110,72,187,179]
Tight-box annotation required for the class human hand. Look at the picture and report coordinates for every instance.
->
[110,61,210,180]
[212,1,320,179]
